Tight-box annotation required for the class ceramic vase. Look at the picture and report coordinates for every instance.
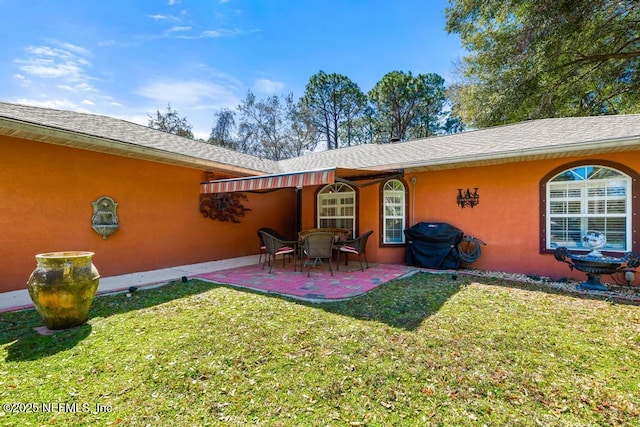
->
[27,251,100,330]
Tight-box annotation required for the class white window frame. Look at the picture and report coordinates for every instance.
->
[546,165,632,252]
[317,183,356,236]
[382,179,406,244]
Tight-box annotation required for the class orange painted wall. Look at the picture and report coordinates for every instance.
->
[6,132,640,294]
[301,152,640,282]
[0,136,296,293]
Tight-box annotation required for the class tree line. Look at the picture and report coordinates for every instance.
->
[150,0,640,159]
[445,0,640,128]
[148,70,464,161]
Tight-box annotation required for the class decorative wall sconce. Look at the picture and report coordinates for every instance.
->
[457,188,480,209]
[199,193,251,223]
[91,195,119,239]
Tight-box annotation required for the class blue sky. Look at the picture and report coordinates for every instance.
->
[0,0,463,139]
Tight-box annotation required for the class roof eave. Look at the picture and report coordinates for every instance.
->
[0,117,266,176]
[380,136,640,172]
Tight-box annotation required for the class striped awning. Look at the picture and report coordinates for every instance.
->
[200,168,336,194]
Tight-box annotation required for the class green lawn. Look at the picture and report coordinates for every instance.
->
[1,273,639,426]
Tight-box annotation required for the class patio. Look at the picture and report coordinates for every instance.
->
[196,261,416,301]
[5,253,640,314]
[0,255,417,312]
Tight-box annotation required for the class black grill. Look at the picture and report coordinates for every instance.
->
[404,222,464,269]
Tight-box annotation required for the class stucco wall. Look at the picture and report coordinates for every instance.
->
[401,153,640,280]
[5,132,640,293]
[301,152,640,282]
[0,136,296,293]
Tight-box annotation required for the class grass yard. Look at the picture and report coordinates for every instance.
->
[1,273,639,426]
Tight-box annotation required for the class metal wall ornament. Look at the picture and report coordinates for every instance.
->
[91,196,119,239]
[457,188,480,209]
[199,193,251,223]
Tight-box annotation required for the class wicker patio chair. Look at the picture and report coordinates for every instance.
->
[302,232,335,277]
[259,230,297,273]
[257,227,290,264]
[338,230,373,272]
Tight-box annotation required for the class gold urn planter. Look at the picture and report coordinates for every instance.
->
[27,251,100,330]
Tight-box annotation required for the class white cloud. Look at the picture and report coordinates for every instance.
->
[7,40,125,122]
[135,79,240,108]
[108,100,124,108]
[13,73,29,84]
[15,42,92,83]
[175,28,243,40]
[18,61,80,79]
[147,14,179,21]
[200,30,224,38]
[252,78,285,95]
[57,82,98,94]
[51,41,91,57]
[10,97,90,112]
[134,76,246,140]
[168,26,192,33]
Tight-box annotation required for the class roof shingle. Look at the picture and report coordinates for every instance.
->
[279,115,640,172]
[0,102,279,174]
[2,102,640,175]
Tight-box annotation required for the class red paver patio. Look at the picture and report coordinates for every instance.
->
[196,262,417,301]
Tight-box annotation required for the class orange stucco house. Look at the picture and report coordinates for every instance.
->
[2,102,640,293]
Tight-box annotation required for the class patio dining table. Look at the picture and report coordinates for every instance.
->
[298,227,352,242]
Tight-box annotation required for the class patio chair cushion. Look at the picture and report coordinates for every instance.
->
[258,229,298,273]
[337,230,373,272]
[339,245,358,254]
[275,246,294,256]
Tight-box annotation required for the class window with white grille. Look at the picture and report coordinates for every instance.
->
[317,183,355,236]
[382,179,406,244]
[546,165,631,252]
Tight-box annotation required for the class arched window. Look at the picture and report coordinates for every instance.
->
[382,179,406,244]
[546,165,632,252]
[317,183,356,236]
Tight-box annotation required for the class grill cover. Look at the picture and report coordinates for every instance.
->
[404,222,464,269]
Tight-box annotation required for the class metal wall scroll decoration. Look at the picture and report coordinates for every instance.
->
[91,195,119,239]
[199,193,251,223]
[457,188,480,209]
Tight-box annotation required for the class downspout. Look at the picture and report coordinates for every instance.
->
[410,176,417,226]
[295,187,303,236]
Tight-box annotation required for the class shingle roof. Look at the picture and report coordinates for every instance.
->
[2,102,640,175]
[0,102,279,175]
[278,114,640,172]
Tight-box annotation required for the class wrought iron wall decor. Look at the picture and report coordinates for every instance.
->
[457,188,480,209]
[91,195,119,239]
[199,193,251,223]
